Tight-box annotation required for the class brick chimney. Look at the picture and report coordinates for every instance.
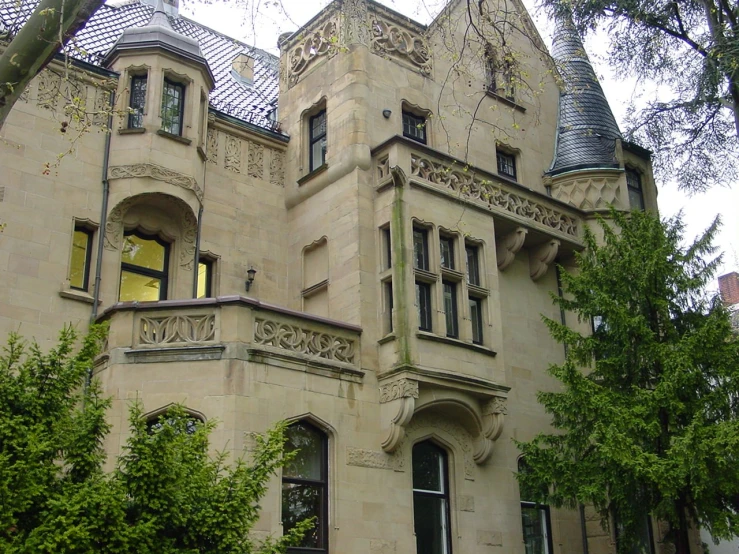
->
[719,272,739,305]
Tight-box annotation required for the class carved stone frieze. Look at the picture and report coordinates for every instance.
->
[529,239,560,281]
[248,141,264,179]
[92,89,110,127]
[269,149,285,186]
[551,175,622,210]
[253,318,356,364]
[341,0,370,46]
[287,18,339,88]
[496,227,528,271]
[138,314,216,345]
[206,128,218,164]
[379,378,419,403]
[411,154,578,238]
[371,17,431,74]
[224,133,242,173]
[346,447,399,470]
[108,163,203,202]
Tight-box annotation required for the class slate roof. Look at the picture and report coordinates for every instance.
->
[548,16,621,175]
[0,0,281,133]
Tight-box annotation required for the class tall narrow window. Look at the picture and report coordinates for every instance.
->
[496,150,516,180]
[119,231,169,302]
[416,282,432,331]
[282,422,328,553]
[69,227,93,291]
[382,226,392,269]
[615,513,654,554]
[469,296,483,344]
[439,236,454,269]
[519,458,553,554]
[466,244,480,286]
[128,75,147,129]
[413,227,429,271]
[443,282,458,338]
[403,111,427,144]
[197,259,213,299]
[626,169,645,211]
[385,280,394,333]
[161,78,185,136]
[412,441,452,554]
[309,110,327,171]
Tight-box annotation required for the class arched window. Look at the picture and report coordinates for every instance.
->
[145,406,204,435]
[119,230,170,301]
[518,458,553,554]
[282,421,328,553]
[412,440,452,554]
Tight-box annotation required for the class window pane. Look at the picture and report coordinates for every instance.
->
[629,187,645,211]
[443,282,458,338]
[412,442,444,492]
[413,229,428,270]
[403,112,426,144]
[122,234,166,271]
[522,505,549,554]
[466,246,480,286]
[413,494,448,554]
[282,482,324,549]
[128,75,146,129]
[416,282,432,331]
[383,227,392,269]
[283,423,324,480]
[311,112,326,139]
[197,261,211,298]
[119,270,162,302]
[470,297,483,344]
[497,151,516,179]
[69,229,91,290]
[161,80,183,135]
[311,137,326,169]
[440,237,454,269]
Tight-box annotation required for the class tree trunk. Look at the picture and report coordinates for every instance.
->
[674,497,692,554]
[0,0,105,129]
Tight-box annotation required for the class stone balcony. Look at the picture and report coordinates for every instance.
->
[97,296,363,382]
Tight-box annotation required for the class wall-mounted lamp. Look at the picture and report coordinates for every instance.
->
[245,266,257,292]
[382,109,392,119]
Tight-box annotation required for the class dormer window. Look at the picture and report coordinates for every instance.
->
[161,78,185,136]
[128,75,147,129]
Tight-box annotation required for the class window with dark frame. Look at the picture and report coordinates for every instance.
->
[197,259,213,299]
[518,458,553,554]
[416,281,432,331]
[465,244,480,286]
[496,150,516,180]
[440,236,454,269]
[385,280,393,333]
[309,110,327,171]
[469,296,483,344]
[626,169,645,211]
[146,412,203,435]
[412,441,452,554]
[128,75,147,129]
[382,226,392,269]
[282,421,329,553]
[402,111,427,144]
[413,227,429,271]
[443,281,458,338]
[119,230,169,302]
[615,513,655,554]
[161,78,185,136]
[69,227,93,291]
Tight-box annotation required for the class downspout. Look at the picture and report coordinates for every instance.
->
[580,504,590,554]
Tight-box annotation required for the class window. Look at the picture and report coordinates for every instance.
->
[128,75,147,129]
[119,231,169,302]
[412,441,452,554]
[439,236,454,269]
[443,282,458,338]
[69,227,93,291]
[161,78,185,135]
[626,169,645,211]
[465,244,480,286]
[382,226,392,269]
[403,111,427,144]
[197,258,213,298]
[615,513,654,554]
[496,150,516,180]
[282,422,328,553]
[519,458,553,554]
[416,282,433,331]
[309,110,327,171]
[385,280,394,333]
[146,412,203,435]
[469,296,483,344]
[413,226,429,271]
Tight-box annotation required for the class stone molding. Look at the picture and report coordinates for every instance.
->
[138,314,216,346]
[108,163,203,201]
[496,227,528,271]
[370,16,431,74]
[529,239,560,281]
[411,154,578,238]
[551,174,622,210]
[253,318,356,364]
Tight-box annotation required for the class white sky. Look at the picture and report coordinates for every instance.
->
[178,0,738,281]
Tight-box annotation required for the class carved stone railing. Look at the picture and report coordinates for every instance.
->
[139,314,216,345]
[369,7,431,75]
[254,318,355,364]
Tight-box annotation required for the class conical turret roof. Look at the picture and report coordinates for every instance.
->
[548,15,621,175]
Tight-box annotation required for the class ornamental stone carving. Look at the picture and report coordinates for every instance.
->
[248,141,264,179]
[253,318,356,364]
[478,396,507,462]
[371,17,431,74]
[206,128,218,164]
[551,174,622,210]
[496,227,528,271]
[138,314,216,345]
[379,378,419,403]
[380,378,418,454]
[287,18,339,88]
[529,239,560,281]
[108,163,203,202]
[411,154,578,238]
[341,0,370,46]
[269,149,285,186]
[346,447,399,470]
[224,134,242,173]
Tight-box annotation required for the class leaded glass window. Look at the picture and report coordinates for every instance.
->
[161,78,185,136]
[128,75,147,129]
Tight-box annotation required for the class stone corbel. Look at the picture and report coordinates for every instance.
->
[380,378,419,453]
[496,227,528,271]
[474,396,507,463]
[529,239,560,281]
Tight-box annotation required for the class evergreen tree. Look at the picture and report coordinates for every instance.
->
[0,325,310,553]
[518,210,739,554]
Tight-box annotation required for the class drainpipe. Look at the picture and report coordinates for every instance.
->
[580,504,590,554]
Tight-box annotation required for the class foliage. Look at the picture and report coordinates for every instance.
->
[544,0,739,192]
[0,325,310,553]
[517,209,739,553]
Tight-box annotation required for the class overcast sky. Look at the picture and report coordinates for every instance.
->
[179,0,739,283]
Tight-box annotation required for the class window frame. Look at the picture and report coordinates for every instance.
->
[439,235,455,270]
[69,226,94,292]
[402,110,427,145]
[161,77,185,136]
[496,149,517,180]
[412,440,453,554]
[119,230,170,302]
[282,421,329,554]
[626,168,645,211]
[518,458,553,554]
[309,110,327,172]
[128,74,147,129]
[197,258,213,299]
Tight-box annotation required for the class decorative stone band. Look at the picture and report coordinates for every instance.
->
[411,154,578,238]
[286,19,339,88]
[109,163,203,202]
[379,378,419,403]
[254,318,356,364]
[370,17,431,74]
[138,314,216,345]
